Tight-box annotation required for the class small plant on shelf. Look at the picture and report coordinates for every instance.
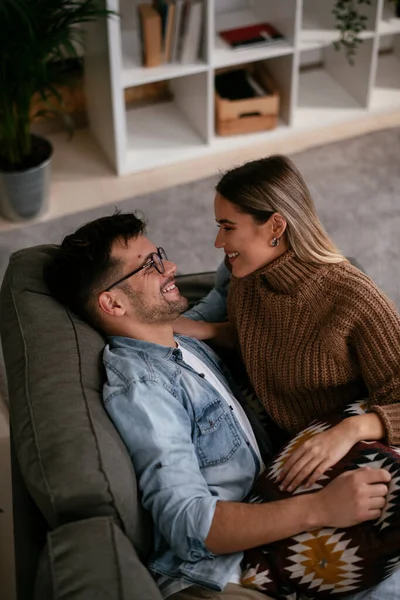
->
[333,0,398,64]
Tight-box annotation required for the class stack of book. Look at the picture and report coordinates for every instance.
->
[138,0,204,68]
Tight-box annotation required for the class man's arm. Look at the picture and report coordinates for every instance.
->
[104,377,219,562]
[104,377,390,558]
[205,467,391,554]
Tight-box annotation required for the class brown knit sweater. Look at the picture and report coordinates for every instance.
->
[227,250,400,445]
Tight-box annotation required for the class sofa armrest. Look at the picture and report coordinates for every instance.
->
[10,429,48,600]
[34,516,162,600]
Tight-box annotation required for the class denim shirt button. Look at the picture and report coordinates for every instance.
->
[172,349,182,361]
[199,373,205,378]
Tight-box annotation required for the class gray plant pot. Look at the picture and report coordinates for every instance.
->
[0,136,53,222]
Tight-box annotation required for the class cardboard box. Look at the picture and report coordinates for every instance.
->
[215,63,280,136]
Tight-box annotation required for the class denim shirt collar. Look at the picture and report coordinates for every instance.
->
[107,334,186,360]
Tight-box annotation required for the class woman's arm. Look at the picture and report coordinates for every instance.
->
[279,269,400,492]
[278,413,386,492]
[174,317,236,348]
[349,274,400,446]
[347,412,385,442]
[183,260,230,323]
[173,316,219,340]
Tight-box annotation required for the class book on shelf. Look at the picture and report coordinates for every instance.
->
[171,0,185,62]
[219,22,284,50]
[137,3,163,67]
[163,1,176,62]
[138,0,204,67]
[180,0,203,64]
[153,0,175,62]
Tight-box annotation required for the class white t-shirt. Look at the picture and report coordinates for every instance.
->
[177,341,265,585]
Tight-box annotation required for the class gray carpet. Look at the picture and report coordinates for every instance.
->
[1,127,400,398]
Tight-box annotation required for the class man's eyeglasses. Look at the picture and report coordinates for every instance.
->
[104,247,168,292]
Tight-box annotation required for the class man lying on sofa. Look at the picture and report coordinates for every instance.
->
[45,212,396,600]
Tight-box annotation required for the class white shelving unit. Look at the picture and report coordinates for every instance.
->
[299,0,377,52]
[379,0,400,35]
[371,32,400,110]
[84,0,400,175]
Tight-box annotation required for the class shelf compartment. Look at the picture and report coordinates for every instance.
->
[296,33,375,126]
[124,72,209,174]
[121,30,209,88]
[371,37,400,112]
[213,7,294,69]
[294,68,367,130]
[300,0,376,52]
[213,50,295,137]
[379,1,400,36]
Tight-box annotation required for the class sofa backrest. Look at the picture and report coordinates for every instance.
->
[0,245,152,559]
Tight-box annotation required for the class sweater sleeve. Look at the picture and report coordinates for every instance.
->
[345,270,400,445]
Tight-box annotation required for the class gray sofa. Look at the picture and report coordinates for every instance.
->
[0,244,218,600]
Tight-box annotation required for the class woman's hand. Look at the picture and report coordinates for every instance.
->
[173,317,235,347]
[278,412,386,492]
[173,316,217,340]
[277,419,360,493]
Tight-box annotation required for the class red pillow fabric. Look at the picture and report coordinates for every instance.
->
[241,401,400,598]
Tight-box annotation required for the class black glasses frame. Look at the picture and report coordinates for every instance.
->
[104,247,167,292]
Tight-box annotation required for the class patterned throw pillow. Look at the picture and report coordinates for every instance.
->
[241,401,400,599]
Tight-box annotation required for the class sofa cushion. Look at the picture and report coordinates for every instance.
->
[0,245,151,558]
[241,401,400,598]
[34,516,162,600]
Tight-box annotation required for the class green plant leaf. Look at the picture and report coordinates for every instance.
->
[332,0,372,65]
[0,0,116,166]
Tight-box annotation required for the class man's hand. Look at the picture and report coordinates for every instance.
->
[205,467,391,554]
[278,420,360,492]
[312,467,391,529]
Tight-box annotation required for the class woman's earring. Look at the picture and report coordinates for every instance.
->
[271,237,280,247]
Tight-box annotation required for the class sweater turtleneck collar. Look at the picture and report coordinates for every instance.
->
[234,250,327,295]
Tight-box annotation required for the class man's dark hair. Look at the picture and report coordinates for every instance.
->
[45,211,146,323]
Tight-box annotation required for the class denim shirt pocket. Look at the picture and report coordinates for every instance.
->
[195,399,241,467]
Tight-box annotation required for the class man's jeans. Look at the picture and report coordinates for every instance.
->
[346,571,399,599]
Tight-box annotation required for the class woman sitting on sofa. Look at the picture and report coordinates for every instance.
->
[175,154,400,493]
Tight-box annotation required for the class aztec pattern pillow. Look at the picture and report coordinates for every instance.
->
[241,401,400,599]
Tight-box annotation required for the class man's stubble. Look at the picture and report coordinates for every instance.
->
[123,285,189,324]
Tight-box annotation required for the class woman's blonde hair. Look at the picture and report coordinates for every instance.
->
[216,155,345,264]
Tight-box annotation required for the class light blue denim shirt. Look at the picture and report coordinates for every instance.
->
[103,333,261,598]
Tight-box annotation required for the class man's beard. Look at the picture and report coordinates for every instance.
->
[123,286,188,323]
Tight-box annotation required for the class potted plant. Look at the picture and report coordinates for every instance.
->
[333,0,399,64]
[0,0,113,222]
